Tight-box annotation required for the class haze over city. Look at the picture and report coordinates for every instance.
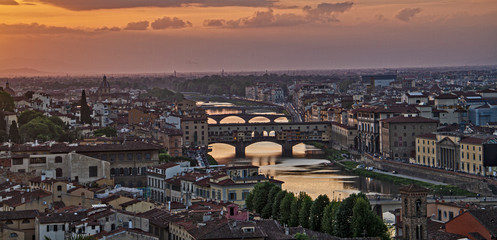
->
[0,0,496,74]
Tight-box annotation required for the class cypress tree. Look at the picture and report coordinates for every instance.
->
[80,90,92,124]
[9,120,20,143]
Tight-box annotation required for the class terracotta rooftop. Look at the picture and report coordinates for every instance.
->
[0,210,39,220]
[459,137,493,145]
[380,116,438,124]
[416,133,437,140]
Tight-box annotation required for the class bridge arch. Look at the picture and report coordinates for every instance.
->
[248,116,271,123]
[208,143,236,160]
[207,117,218,124]
[219,116,246,124]
[274,116,289,123]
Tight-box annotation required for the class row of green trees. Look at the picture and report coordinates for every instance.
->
[246,182,389,239]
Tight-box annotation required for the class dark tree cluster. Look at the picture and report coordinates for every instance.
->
[246,182,389,240]
[16,110,77,143]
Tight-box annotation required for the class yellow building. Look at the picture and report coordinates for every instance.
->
[415,133,437,167]
[459,137,485,175]
[415,133,497,176]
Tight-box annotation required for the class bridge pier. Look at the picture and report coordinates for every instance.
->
[282,141,293,158]
[235,142,246,158]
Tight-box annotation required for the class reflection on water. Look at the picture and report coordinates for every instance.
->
[210,142,399,200]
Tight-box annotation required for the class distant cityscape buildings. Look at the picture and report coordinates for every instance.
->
[0,67,495,239]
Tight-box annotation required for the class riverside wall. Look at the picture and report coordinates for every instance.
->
[361,156,497,195]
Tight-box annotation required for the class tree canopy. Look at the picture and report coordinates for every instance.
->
[17,111,75,143]
[0,91,14,112]
[94,127,117,137]
[142,88,184,102]
[245,183,389,239]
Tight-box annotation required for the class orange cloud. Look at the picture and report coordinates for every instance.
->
[37,0,276,10]
[0,0,18,5]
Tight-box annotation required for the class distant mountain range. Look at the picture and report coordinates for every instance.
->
[0,68,52,77]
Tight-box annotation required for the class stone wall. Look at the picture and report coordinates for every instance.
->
[362,157,497,195]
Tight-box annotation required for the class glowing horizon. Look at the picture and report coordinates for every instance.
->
[1,0,496,73]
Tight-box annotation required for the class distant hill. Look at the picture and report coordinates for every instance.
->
[0,68,51,76]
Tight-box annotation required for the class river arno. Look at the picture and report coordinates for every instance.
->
[210,143,400,200]
[202,103,400,199]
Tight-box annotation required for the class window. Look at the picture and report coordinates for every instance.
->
[228,191,237,201]
[415,199,422,216]
[242,191,250,200]
[136,153,142,161]
[54,225,58,231]
[12,158,23,165]
[119,153,125,161]
[89,166,98,177]
[57,185,62,191]
[5,220,13,225]
[9,233,18,238]
[128,153,133,161]
[145,153,151,160]
[110,154,116,161]
[29,157,46,164]
[22,219,30,224]
[56,168,63,178]
[55,156,63,163]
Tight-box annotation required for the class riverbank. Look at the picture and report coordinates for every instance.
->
[309,143,476,196]
[339,160,476,196]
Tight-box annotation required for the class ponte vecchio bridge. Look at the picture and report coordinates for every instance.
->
[207,113,289,124]
[208,121,331,157]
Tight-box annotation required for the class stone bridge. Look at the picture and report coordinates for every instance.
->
[212,137,306,158]
[208,121,332,158]
[207,113,289,124]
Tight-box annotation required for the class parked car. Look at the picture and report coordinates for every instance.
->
[392,170,398,174]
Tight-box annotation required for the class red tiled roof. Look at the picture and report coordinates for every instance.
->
[153,162,179,170]
[459,137,492,145]
[380,116,438,124]
[416,133,437,140]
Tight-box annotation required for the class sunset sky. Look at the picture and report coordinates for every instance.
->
[1,0,496,73]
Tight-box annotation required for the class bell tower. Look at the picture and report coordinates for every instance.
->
[400,184,428,240]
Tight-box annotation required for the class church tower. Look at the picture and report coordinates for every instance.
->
[4,81,15,96]
[97,75,111,95]
[400,184,428,240]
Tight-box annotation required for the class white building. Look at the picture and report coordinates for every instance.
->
[147,163,182,203]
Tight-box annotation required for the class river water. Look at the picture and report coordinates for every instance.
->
[202,103,400,199]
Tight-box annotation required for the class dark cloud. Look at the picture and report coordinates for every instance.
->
[0,0,18,5]
[205,9,306,28]
[396,8,421,22]
[151,17,192,29]
[124,21,149,30]
[0,23,87,35]
[303,1,353,22]
[204,2,353,28]
[37,0,276,10]
[203,19,226,27]
[95,26,121,32]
